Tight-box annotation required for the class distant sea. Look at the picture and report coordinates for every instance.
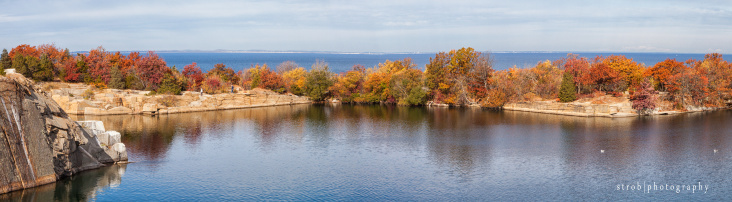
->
[156,52,725,73]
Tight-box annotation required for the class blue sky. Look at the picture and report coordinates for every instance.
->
[1,0,730,53]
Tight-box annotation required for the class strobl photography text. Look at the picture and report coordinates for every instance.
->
[616,181,709,194]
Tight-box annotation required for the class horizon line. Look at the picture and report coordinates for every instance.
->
[67,49,729,55]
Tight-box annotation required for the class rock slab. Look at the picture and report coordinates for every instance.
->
[0,74,127,195]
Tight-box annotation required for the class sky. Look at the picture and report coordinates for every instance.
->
[1,0,730,53]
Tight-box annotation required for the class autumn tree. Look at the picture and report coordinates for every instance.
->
[202,76,225,94]
[560,53,591,94]
[390,68,425,105]
[330,65,366,102]
[282,67,307,95]
[688,53,731,106]
[559,72,576,102]
[85,46,111,84]
[276,61,299,74]
[60,56,82,82]
[589,61,620,93]
[182,62,205,91]
[425,52,450,103]
[667,67,707,108]
[362,69,390,103]
[645,58,686,92]
[304,60,333,101]
[630,78,657,115]
[208,63,239,84]
[121,51,142,74]
[9,44,40,59]
[136,51,169,90]
[254,65,286,93]
[243,64,264,89]
[469,53,494,99]
[531,60,562,99]
[602,55,645,89]
[425,47,490,105]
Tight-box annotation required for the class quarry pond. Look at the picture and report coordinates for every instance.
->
[5,104,732,201]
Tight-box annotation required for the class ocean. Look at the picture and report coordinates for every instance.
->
[156,52,724,73]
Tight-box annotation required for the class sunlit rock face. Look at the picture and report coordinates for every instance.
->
[0,74,126,195]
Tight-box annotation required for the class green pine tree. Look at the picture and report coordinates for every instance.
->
[109,65,126,89]
[35,54,54,81]
[0,49,10,75]
[559,72,577,102]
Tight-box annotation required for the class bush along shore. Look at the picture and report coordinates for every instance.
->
[1,44,731,117]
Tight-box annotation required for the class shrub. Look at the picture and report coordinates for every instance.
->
[157,73,185,95]
[158,95,178,107]
[83,89,95,100]
[403,87,427,105]
[125,74,145,90]
[481,89,508,108]
[202,76,226,94]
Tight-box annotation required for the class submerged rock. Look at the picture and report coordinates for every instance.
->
[0,74,127,195]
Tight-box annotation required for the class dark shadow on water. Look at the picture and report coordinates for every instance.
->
[0,164,127,202]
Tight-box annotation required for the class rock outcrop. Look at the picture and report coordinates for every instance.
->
[0,74,126,195]
[45,82,311,116]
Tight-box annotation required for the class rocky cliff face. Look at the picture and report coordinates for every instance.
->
[0,74,126,195]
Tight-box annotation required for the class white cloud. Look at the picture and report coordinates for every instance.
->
[1,0,731,53]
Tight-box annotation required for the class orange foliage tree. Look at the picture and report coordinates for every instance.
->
[560,53,592,94]
[601,55,645,90]
[589,58,621,93]
[688,53,732,106]
[425,47,492,105]
[645,59,686,92]
[330,65,366,102]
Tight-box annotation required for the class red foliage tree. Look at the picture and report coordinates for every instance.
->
[136,51,169,90]
[630,79,657,115]
[667,67,708,107]
[182,62,205,91]
[560,53,592,93]
[121,52,142,74]
[61,58,81,82]
[589,61,620,92]
[259,67,286,93]
[85,46,111,83]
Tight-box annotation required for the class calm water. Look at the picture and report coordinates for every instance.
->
[3,105,731,201]
[158,52,721,73]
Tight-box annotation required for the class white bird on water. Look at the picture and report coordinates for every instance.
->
[714,149,718,153]
[600,150,605,153]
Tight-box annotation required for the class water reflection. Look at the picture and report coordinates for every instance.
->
[71,105,732,175]
[56,105,732,200]
[0,164,126,202]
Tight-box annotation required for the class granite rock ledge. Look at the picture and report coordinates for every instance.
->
[0,74,127,195]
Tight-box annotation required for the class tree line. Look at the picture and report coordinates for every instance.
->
[1,44,729,113]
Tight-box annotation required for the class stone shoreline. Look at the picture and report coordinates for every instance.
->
[502,100,726,118]
[43,82,311,116]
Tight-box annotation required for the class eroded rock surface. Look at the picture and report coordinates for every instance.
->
[45,82,311,116]
[0,74,126,195]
